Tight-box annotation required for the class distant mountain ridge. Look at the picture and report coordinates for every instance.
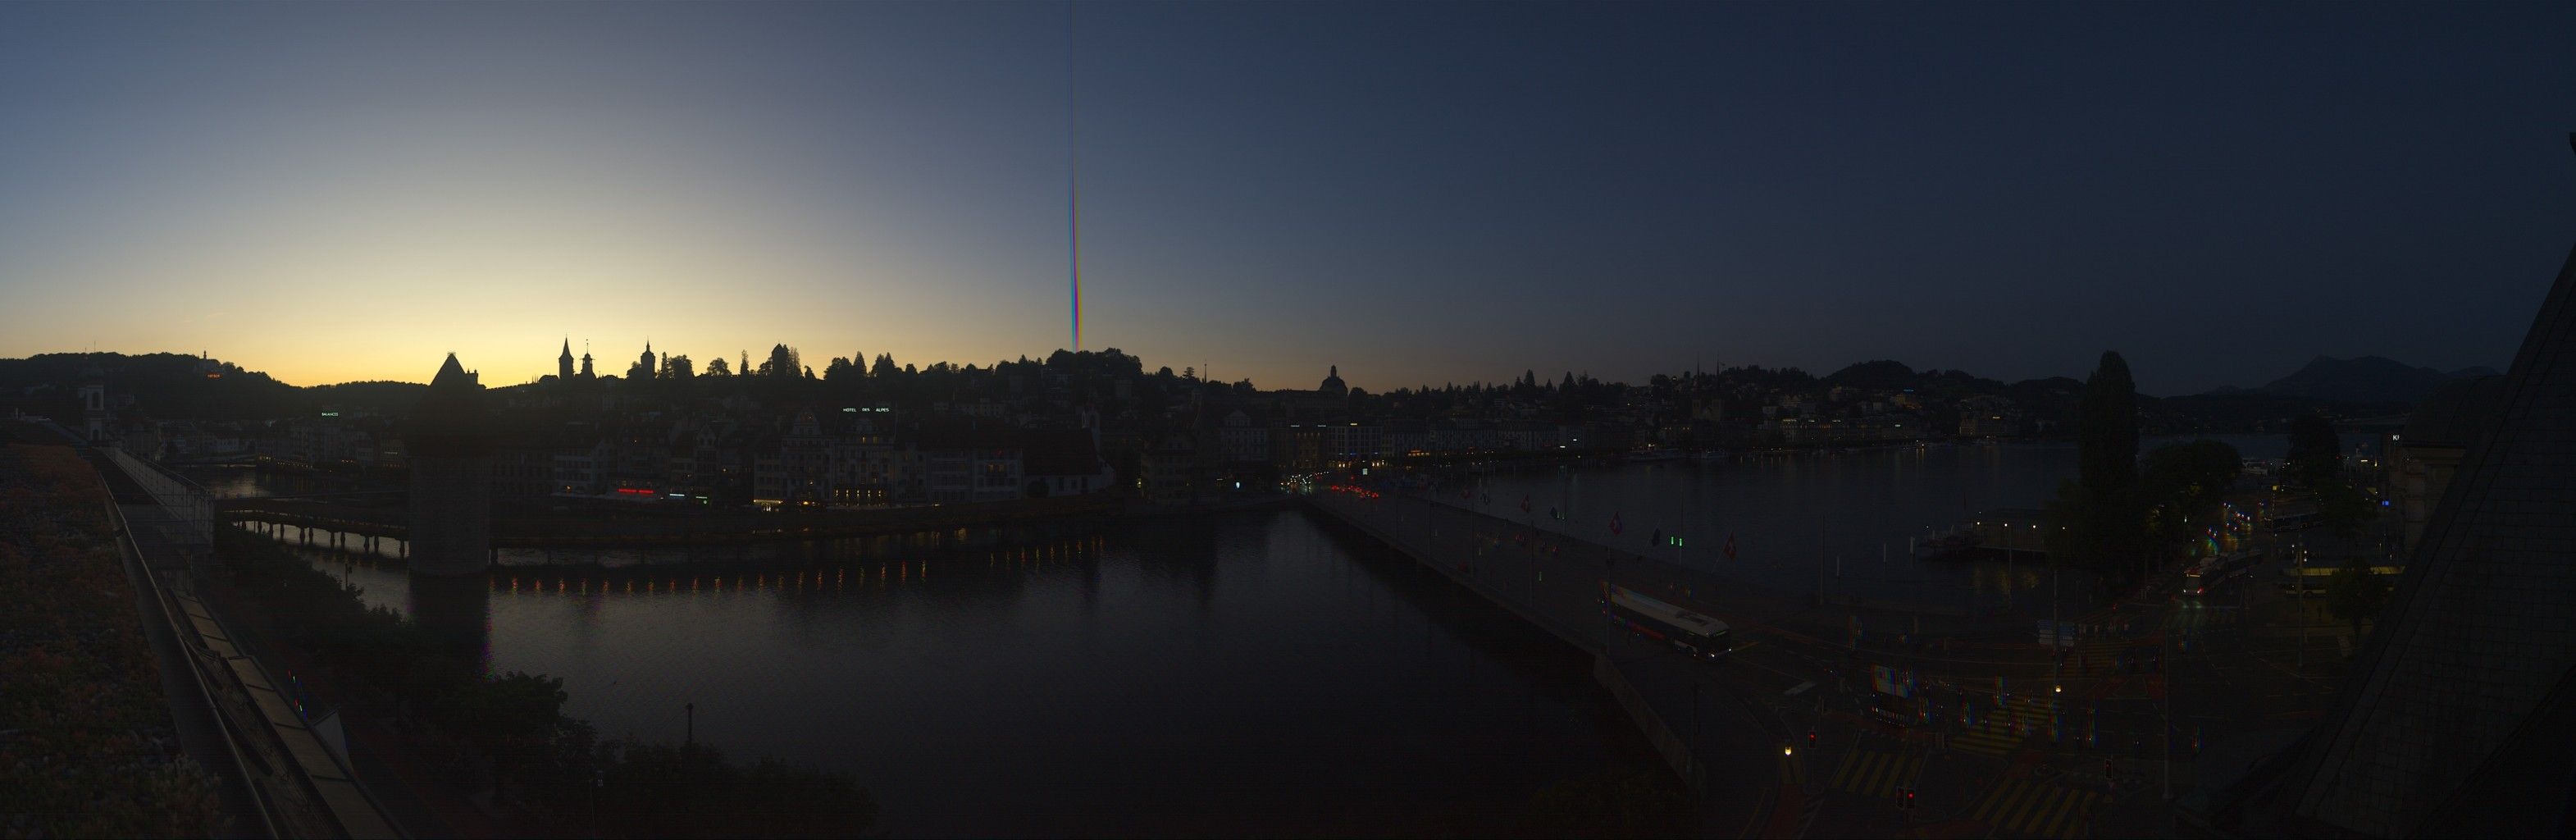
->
[2209,355,2499,404]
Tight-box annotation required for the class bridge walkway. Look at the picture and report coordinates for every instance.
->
[88,447,406,839]
[1308,492,1806,838]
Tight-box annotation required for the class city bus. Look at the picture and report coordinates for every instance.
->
[2185,549,2265,596]
[1602,582,1731,660]
[2279,564,2401,596]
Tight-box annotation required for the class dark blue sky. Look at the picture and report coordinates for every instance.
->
[2,2,2569,393]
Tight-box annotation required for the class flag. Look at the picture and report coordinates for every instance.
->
[1724,533,1739,560]
[1610,513,1624,535]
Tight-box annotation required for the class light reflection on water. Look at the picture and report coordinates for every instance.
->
[296,511,1643,838]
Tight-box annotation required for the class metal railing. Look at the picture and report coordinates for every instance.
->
[102,488,281,839]
[105,446,214,545]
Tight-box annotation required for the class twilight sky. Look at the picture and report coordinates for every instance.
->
[2,2,2570,395]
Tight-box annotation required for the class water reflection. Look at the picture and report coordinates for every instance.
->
[408,573,492,674]
[287,512,1639,838]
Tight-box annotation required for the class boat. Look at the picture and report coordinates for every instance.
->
[1628,450,1685,463]
[1692,448,1729,463]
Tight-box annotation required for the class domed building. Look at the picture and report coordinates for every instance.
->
[1273,364,1356,420]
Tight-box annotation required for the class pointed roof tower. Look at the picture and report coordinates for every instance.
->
[411,353,490,457]
[2259,135,2576,837]
[429,352,473,389]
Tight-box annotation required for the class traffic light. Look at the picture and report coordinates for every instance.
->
[1899,788,1916,810]
[1808,728,1817,747]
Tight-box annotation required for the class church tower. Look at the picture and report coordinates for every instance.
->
[558,338,575,382]
[580,342,595,379]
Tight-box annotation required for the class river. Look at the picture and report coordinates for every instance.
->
[193,430,2358,833]
[274,511,1651,837]
[1452,434,2373,611]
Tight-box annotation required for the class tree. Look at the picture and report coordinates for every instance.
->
[661,354,694,381]
[2076,351,2143,582]
[2138,439,2241,557]
[822,356,856,381]
[2325,557,2391,644]
[2141,440,2241,512]
[2078,351,2139,500]
[704,357,732,377]
[2285,413,2341,486]
[870,354,898,378]
[2314,477,2378,547]
[759,345,800,380]
[434,671,572,794]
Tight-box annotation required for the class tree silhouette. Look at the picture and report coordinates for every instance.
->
[2325,556,2391,643]
[760,345,800,380]
[2285,413,2340,486]
[704,357,732,377]
[2077,351,2142,582]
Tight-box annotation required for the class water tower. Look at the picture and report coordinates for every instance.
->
[406,354,492,576]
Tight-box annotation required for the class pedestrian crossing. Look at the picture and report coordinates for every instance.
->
[1950,694,2057,757]
[1969,778,2104,838]
[1827,747,1922,798]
